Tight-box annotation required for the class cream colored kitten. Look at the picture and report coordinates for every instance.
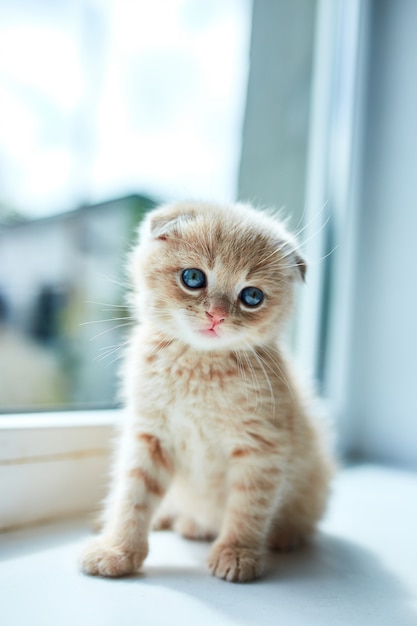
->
[80,200,333,583]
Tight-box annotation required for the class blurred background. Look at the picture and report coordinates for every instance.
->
[0,0,251,410]
[0,0,416,470]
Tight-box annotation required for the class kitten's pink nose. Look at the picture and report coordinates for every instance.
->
[206,308,227,327]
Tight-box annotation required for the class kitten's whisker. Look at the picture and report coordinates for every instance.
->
[101,308,130,313]
[291,204,309,235]
[291,201,329,241]
[94,271,132,291]
[241,350,261,417]
[80,317,135,326]
[89,322,134,342]
[94,340,129,363]
[279,244,337,272]
[144,336,172,362]
[246,345,276,418]
[275,244,337,281]
[254,242,288,268]
[259,345,293,399]
[256,213,332,271]
[233,350,250,405]
[98,343,120,352]
[280,215,331,263]
[145,325,174,353]
[304,245,338,266]
[102,352,125,368]
[237,349,254,408]
[240,342,266,408]
[84,300,128,309]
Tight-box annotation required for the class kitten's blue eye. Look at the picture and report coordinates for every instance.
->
[239,286,264,307]
[181,268,206,289]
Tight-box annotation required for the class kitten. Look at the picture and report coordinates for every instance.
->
[80,200,334,583]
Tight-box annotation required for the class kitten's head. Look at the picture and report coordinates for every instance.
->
[130,201,305,351]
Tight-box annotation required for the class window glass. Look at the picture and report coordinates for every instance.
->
[0,0,251,412]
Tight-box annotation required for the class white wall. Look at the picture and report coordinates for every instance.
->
[346,0,417,469]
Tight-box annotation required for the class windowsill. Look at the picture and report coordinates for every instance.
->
[0,408,122,429]
[1,464,416,626]
[0,409,121,530]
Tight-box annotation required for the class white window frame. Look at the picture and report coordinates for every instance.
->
[296,0,369,456]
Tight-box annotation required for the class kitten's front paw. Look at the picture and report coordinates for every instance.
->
[207,542,264,583]
[80,538,148,577]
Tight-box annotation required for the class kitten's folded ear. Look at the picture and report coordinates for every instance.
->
[279,236,307,282]
[150,215,180,241]
[270,217,306,282]
[294,253,307,282]
[149,204,195,241]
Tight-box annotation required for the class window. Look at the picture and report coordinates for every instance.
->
[0,0,252,413]
[0,0,252,529]
[3,0,416,531]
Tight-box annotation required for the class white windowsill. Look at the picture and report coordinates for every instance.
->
[0,409,121,530]
[0,401,332,531]
[0,408,122,430]
[1,464,416,626]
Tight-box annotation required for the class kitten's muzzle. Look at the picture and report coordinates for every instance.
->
[206,308,227,329]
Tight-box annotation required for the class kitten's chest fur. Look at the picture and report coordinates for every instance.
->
[168,350,241,460]
[129,327,274,465]
[146,338,242,433]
